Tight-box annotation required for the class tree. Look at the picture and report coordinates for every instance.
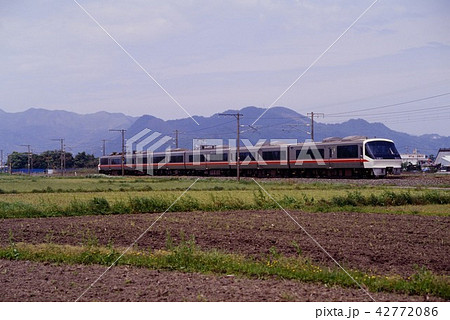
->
[33,150,73,169]
[7,150,95,170]
[8,152,29,169]
[74,152,98,168]
[64,152,74,168]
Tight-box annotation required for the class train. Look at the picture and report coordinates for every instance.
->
[98,136,402,178]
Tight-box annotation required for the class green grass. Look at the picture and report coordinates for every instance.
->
[1,241,448,299]
[0,175,449,218]
[331,190,450,206]
[1,189,449,218]
[0,174,396,194]
[0,188,449,218]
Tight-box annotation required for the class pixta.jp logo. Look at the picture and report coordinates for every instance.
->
[125,129,173,175]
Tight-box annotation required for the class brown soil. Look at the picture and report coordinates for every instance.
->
[0,260,443,302]
[1,210,448,277]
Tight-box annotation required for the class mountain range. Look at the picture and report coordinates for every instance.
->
[0,106,448,157]
[0,108,136,156]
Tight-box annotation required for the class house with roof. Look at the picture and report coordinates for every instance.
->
[434,148,450,171]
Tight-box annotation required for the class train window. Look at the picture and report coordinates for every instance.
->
[337,145,358,158]
[296,148,324,160]
[210,152,228,162]
[100,158,108,165]
[134,156,147,164]
[262,151,280,160]
[239,152,255,161]
[111,158,121,165]
[152,156,166,163]
[169,155,183,163]
[124,156,136,165]
[188,154,206,162]
[365,141,401,159]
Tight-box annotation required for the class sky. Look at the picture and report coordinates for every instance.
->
[1,0,450,136]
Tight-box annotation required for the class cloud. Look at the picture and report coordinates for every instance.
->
[0,0,449,136]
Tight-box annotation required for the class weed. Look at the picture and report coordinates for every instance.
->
[291,241,303,256]
[87,197,110,214]
[330,190,450,207]
[5,230,20,260]
[82,230,99,248]
[2,242,448,299]
[110,200,130,214]
[165,230,174,250]
[253,189,274,209]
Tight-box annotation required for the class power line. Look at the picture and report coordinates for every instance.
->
[327,92,450,116]
[326,104,450,118]
[381,115,450,125]
[334,109,450,123]
[182,119,236,134]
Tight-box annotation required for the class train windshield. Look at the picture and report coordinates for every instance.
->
[365,141,401,159]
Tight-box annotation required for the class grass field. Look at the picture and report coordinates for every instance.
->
[0,174,449,301]
[0,175,449,218]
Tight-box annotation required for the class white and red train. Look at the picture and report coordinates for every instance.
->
[98,136,402,178]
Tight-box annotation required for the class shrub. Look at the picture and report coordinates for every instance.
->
[87,197,110,214]
[330,190,450,207]
[128,196,169,213]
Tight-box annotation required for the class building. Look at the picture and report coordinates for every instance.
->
[434,148,450,171]
[400,149,427,166]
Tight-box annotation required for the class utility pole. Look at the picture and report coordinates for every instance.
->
[173,130,180,149]
[306,112,324,141]
[219,113,243,181]
[101,139,109,156]
[7,153,12,174]
[52,138,65,176]
[20,144,32,175]
[0,150,3,173]
[109,129,126,176]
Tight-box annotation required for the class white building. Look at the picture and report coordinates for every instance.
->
[400,149,427,166]
[435,148,450,171]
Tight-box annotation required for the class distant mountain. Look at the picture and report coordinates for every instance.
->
[123,106,450,156]
[0,108,136,156]
[0,106,448,158]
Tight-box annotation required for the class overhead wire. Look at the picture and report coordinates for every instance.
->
[327,92,450,116]
[326,104,450,118]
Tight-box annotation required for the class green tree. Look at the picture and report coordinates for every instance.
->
[64,152,74,168]
[41,150,59,169]
[8,152,29,169]
[31,154,46,169]
[74,152,98,168]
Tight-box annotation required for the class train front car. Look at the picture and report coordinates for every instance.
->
[363,138,402,177]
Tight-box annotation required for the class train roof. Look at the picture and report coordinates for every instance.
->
[322,136,368,142]
[101,136,396,157]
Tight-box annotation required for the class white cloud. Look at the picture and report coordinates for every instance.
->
[0,0,449,135]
